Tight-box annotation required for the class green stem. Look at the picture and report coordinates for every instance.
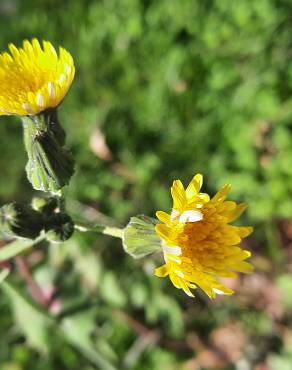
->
[74,223,124,239]
[103,226,124,238]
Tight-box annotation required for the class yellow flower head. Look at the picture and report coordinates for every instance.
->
[155,174,253,298]
[0,38,75,116]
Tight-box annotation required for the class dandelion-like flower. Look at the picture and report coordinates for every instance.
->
[155,174,253,298]
[0,38,75,116]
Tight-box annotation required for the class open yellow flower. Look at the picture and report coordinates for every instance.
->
[155,174,253,298]
[0,38,75,116]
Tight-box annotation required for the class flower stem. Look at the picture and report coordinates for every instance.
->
[103,226,124,238]
[74,223,123,239]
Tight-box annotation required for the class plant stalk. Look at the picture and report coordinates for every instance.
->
[15,256,49,308]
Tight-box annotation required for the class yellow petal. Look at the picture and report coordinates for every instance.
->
[224,203,248,222]
[8,43,19,59]
[211,184,231,203]
[155,264,170,277]
[32,38,41,53]
[156,211,171,225]
[180,279,195,297]
[197,193,210,203]
[23,39,33,54]
[217,271,238,278]
[213,286,234,296]
[171,180,186,211]
[236,226,253,238]
[0,38,75,116]
[155,224,177,246]
[231,261,254,273]
[165,253,182,264]
[186,173,203,199]
[154,174,253,300]
[169,273,182,289]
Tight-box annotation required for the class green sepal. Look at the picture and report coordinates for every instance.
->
[22,109,75,193]
[122,215,161,259]
[0,202,44,240]
[43,108,66,146]
[28,131,74,192]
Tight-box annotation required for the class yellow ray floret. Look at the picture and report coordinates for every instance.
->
[0,39,75,116]
[155,174,253,298]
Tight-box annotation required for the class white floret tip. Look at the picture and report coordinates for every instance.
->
[179,210,203,223]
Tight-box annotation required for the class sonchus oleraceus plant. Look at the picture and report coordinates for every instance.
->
[0,39,253,304]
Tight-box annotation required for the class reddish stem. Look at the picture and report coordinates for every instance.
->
[15,256,49,308]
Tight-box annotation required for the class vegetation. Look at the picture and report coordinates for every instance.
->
[0,1,292,369]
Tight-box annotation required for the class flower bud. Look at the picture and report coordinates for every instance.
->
[44,108,66,146]
[123,215,161,259]
[22,110,75,193]
[32,196,61,216]
[45,213,74,243]
[0,202,44,239]
[31,197,47,212]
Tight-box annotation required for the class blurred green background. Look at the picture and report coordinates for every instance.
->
[1,0,292,369]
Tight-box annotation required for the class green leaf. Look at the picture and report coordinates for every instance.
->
[1,280,52,352]
[100,272,127,308]
[0,269,9,284]
[61,312,118,370]
[0,236,44,262]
